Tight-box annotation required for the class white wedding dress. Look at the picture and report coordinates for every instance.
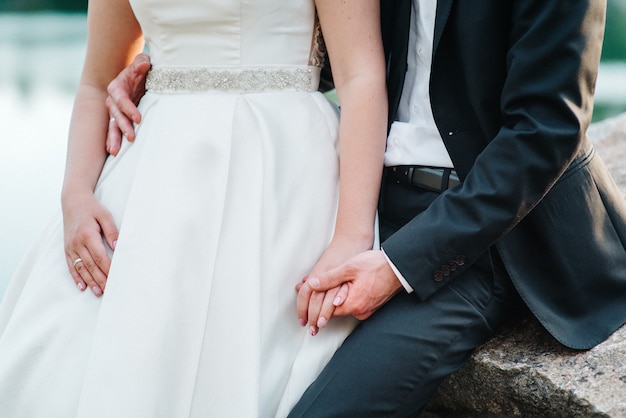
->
[0,1,358,417]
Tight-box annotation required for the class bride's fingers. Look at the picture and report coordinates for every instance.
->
[86,250,109,296]
[333,283,349,307]
[295,276,308,292]
[69,252,102,296]
[66,254,87,292]
[80,233,112,295]
[296,280,314,326]
[307,290,325,336]
[316,287,341,329]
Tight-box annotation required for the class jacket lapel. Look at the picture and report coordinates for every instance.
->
[386,0,412,123]
[433,0,453,53]
[387,0,454,121]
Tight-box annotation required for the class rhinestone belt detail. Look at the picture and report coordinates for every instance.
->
[146,66,320,93]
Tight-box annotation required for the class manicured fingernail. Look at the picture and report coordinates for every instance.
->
[112,240,117,250]
[309,277,320,288]
[309,326,317,336]
[77,282,86,291]
[333,296,342,306]
[317,317,328,329]
[92,286,102,297]
[299,318,307,327]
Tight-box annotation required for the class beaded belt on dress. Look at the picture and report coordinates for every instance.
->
[145,65,321,93]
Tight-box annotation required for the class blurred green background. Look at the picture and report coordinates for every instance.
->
[0,0,87,12]
[603,0,626,61]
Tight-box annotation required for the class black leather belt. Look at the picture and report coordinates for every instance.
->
[384,165,461,192]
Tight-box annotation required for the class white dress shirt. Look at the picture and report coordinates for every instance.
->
[384,0,452,169]
[382,0,452,293]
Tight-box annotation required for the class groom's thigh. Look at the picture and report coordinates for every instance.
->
[288,255,518,418]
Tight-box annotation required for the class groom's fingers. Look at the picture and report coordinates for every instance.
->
[105,53,152,146]
[307,266,350,292]
[105,108,123,156]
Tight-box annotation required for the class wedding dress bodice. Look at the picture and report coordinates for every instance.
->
[130,0,319,68]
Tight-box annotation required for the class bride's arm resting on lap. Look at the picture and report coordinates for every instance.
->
[105,53,152,156]
[297,0,387,335]
[61,0,144,296]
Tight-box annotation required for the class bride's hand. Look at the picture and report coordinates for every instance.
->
[62,191,118,297]
[296,235,372,335]
[296,278,347,337]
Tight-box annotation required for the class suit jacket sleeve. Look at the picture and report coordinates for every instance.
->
[381,0,606,300]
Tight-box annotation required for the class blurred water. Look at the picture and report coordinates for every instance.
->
[1,12,626,297]
[0,13,86,295]
[594,62,626,120]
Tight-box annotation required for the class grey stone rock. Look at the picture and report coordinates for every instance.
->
[425,113,626,418]
[590,112,626,196]
[426,319,626,417]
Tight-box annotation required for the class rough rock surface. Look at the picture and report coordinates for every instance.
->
[425,319,626,417]
[424,113,626,418]
[589,112,626,196]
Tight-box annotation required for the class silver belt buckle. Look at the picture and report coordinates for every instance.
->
[410,167,460,192]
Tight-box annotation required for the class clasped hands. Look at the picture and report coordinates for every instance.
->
[297,245,402,336]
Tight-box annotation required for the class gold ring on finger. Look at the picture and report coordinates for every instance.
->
[73,257,83,267]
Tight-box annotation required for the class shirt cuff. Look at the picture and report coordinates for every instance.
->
[381,248,414,294]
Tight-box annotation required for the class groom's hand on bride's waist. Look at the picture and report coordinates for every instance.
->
[105,53,152,156]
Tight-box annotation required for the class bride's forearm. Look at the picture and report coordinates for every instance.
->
[333,76,387,247]
[315,0,387,249]
[61,85,110,206]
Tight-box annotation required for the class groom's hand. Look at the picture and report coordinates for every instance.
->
[297,250,402,322]
[105,53,152,155]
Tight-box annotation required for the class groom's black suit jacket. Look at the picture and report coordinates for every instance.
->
[378,0,626,349]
